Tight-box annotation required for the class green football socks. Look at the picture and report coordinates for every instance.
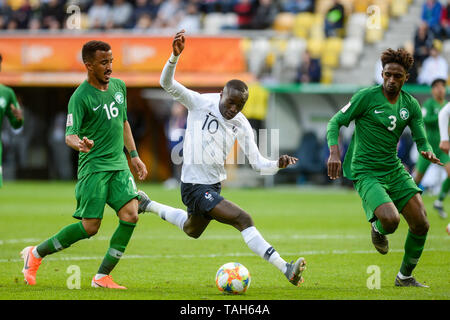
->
[374,219,389,235]
[438,178,450,201]
[36,221,90,257]
[399,230,427,277]
[97,220,136,275]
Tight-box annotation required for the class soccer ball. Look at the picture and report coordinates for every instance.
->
[215,262,251,294]
[446,223,450,235]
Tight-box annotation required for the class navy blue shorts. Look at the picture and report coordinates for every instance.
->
[180,182,224,220]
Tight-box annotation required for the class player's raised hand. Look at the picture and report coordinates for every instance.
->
[439,141,450,154]
[278,155,298,168]
[327,145,342,180]
[421,150,443,166]
[10,103,23,121]
[131,157,148,181]
[172,29,185,56]
[78,136,94,153]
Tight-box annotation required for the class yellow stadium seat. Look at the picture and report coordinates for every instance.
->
[324,37,343,54]
[391,0,408,17]
[316,0,334,16]
[354,0,370,13]
[321,67,334,84]
[272,12,295,32]
[240,38,252,55]
[366,28,384,43]
[293,12,315,38]
[321,51,340,68]
[307,38,325,59]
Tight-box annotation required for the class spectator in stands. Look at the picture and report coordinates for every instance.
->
[414,22,434,67]
[106,0,133,29]
[129,0,155,28]
[421,0,442,38]
[177,1,201,33]
[0,1,13,29]
[11,0,32,29]
[324,0,345,38]
[418,41,449,85]
[88,0,111,29]
[133,12,152,30]
[296,50,321,83]
[41,0,65,29]
[152,0,184,28]
[250,0,279,29]
[441,0,450,39]
[233,0,255,29]
[283,0,315,13]
[199,0,236,13]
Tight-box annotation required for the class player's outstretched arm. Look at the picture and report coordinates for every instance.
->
[172,29,185,56]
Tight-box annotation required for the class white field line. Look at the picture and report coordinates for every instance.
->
[0,233,448,246]
[0,248,448,264]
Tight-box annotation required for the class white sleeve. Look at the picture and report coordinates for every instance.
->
[439,102,450,142]
[237,119,279,175]
[159,53,201,110]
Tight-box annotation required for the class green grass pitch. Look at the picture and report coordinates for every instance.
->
[0,181,448,300]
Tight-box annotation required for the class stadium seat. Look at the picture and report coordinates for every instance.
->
[307,38,325,59]
[322,51,340,68]
[272,12,295,32]
[391,0,408,17]
[293,12,315,38]
[247,38,271,77]
[321,67,334,84]
[266,38,288,68]
[354,0,370,13]
[345,13,366,38]
[224,13,238,29]
[282,38,306,79]
[342,37,363,56]
[365,27,384,43]
[443,40,450,65]
[315,0,335,16]
[340,51,359,68]
[203,13,227,33]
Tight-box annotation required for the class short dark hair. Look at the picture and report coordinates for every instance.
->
[431,78,446,88]
[82,40,111,63]
[0,53,2,63]
[381,48,414,72]
[225,79,248,94]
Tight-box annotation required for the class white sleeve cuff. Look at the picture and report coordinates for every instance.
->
[169,53,179,64]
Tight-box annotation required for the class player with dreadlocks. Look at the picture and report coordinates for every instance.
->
[326,48,442,287]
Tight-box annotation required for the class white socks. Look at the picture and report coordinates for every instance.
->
[397,272,412,280]
[32,247,41,259]
[147,201,187,231]
[241,226,287,274]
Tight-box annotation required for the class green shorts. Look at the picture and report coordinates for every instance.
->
[415,148,450,174]
[354,168,422,223]
[73,170,138,220]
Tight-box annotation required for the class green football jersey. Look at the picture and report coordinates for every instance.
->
[65,78,129,179]
[0,84,23,159]
[421,98,448,150]
[327,85,432,180]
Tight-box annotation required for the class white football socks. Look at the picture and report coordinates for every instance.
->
[241,226,287,274]
[147,201,187,231]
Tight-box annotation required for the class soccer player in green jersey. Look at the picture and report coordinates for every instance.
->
[412,78,450,218]
[0,53,24,187]
[20,41,148,289]
[327,48,442,287]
